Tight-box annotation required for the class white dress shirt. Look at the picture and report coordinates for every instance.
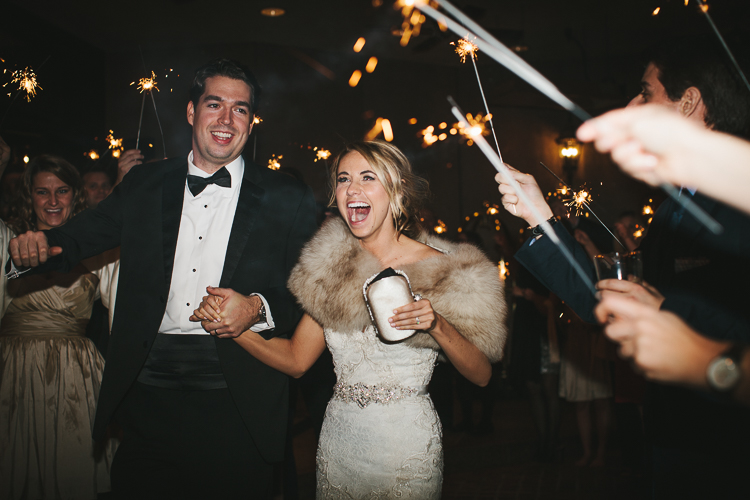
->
[159,152,273,335]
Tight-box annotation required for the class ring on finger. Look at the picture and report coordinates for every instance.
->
[416,317,420,325]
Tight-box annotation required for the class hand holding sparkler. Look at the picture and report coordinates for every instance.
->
[578,104,711,188]
[117,149,144,186]
[495,168,554,228]
[449,96,598,298]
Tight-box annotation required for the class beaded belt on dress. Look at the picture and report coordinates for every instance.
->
[333,382,428,409]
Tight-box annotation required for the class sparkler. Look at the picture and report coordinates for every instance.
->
[449,96,598,298]
[106,129,124,158]
[394,0,427,46]
[692,0,750,93]
[131,71,166,157]
[539,162,624,247]
[410,0,722,235]
[268,155,282,170]
[7,67,41,102]
[452,35,503,162]
[314,148,331,162]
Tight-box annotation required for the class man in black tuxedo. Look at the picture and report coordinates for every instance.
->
[8,59,317,498]
[496,38,750,498]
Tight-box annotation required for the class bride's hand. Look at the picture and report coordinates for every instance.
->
[189,294,223,323]
[389,298,438,332]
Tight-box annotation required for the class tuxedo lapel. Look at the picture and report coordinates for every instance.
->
[219,164,264,288]
[162,163,188,287]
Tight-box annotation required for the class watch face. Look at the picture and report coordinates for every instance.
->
[708,356,741,391]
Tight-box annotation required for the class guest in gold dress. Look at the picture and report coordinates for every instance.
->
[0,155,118,499]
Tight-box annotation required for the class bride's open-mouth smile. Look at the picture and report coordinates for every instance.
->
[347,201,371,225]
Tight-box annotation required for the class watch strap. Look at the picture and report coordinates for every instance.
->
[530,216,558,238]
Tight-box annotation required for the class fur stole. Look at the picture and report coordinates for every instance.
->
[288,217,507,362]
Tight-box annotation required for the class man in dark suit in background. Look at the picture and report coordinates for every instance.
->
[8,59,317,499]
[496,37,750,498]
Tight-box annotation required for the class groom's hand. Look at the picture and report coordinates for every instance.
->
[9,230,63,268]
[190,286,262,338]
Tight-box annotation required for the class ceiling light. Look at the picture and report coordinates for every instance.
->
[261,7,285,17]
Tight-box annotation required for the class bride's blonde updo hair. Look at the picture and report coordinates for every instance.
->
[329,141,430,239]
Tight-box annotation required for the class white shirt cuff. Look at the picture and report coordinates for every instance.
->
[248,293,275,333]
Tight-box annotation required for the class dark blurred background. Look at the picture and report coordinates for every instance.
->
[2,0,749,236]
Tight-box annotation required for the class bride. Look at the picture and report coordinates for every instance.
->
[194,141,506,498]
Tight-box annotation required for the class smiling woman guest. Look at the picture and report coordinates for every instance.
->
[193,141,507,498]
[0,155,119,500]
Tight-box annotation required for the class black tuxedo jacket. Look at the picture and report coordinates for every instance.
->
[38,157,318,462]
[516,192,750,339]
[515,191,750,455]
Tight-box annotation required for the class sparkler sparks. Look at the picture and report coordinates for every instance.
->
[564,188,593,216]
[106,130,123,151]
[498,259,509,280]
[394,0,427,46]
[268,155,282,170]
[455,112,490,145]
[451,37,478,63]
[420,125,439,147]
[433,219,447,234]
[6,67,42,102]
[314,148,331,162]
[253,115,263,124]
[88,150,100,161]
[132,71,159,93]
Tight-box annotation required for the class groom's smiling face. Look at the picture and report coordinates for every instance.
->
[187,75,254,173]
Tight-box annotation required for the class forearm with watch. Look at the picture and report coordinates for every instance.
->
[706,344,750,406]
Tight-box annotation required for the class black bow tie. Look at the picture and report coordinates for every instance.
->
[187,167,232,196]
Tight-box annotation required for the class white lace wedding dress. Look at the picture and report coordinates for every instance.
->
[316,325,443,499]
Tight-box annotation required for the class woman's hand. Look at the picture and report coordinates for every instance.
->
[190,293,223,322]
[390,297,492,386]
[389,298,438,332]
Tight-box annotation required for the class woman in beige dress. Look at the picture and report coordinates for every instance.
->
[0,155,118,499]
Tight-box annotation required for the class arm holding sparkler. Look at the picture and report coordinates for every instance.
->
[495,168,554,231]
[495,169,599,323]
[577,104,750,218]
[116,149,144,186]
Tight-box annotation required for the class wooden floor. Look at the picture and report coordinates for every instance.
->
[286,384,648,500]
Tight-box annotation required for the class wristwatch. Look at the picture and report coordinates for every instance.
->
[706,346,743,392]
[257,301,267,324]
[529,216,558,238]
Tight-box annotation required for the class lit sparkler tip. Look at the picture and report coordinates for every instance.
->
[268,155,282,170]
[454,112,490,142]
[451,36,479,63]
[10,67,41,102]
[563,187,592,216]
[314,149,331,162]
[433,219,447,234]
[137,71,159,93]
[106,130,123,150]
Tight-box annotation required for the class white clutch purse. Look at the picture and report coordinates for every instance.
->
[363,268,420,342]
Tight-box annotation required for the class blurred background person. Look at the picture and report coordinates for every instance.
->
[0,155,118,500]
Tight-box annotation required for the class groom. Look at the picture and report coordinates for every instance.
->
[8,59,317,498]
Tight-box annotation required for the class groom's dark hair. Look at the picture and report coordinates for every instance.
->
[189,59,262,114]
